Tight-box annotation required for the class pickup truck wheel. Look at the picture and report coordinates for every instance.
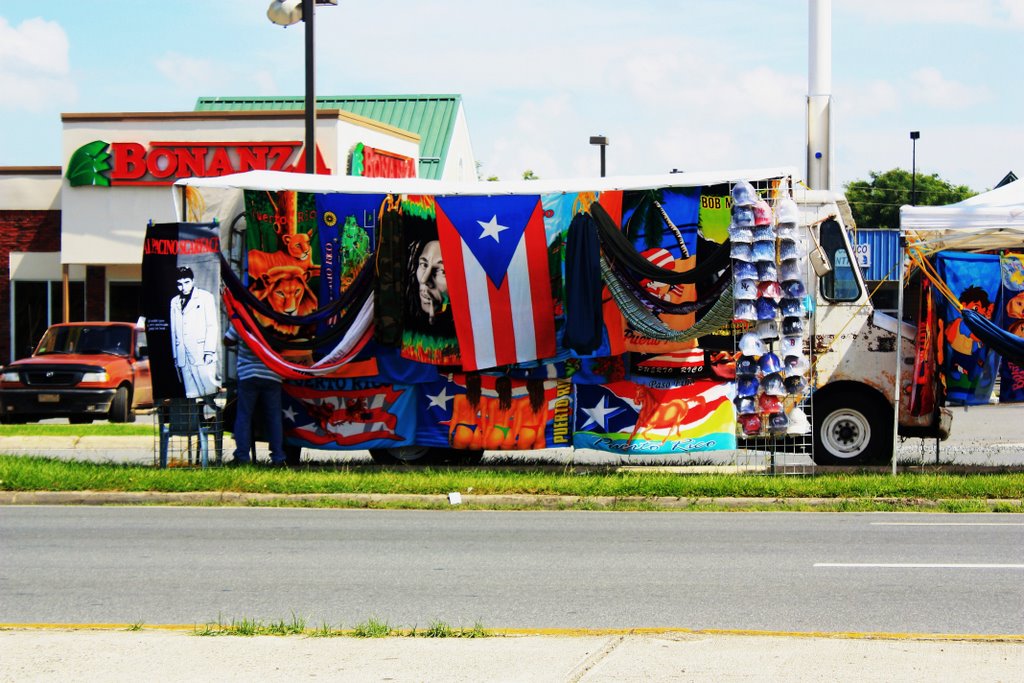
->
[369,446,438,465]
[108,386,131,423]
[812,391,892,466]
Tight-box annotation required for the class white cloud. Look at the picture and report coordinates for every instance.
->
[838,0,1024,27]
[0,16,75,111]
[154,52,281,98]
[908,68,990,109]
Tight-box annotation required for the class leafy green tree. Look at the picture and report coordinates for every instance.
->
[844,169,976,230]
[522,169,539,180]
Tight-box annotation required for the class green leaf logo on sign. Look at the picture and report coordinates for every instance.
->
[66,140,112,187]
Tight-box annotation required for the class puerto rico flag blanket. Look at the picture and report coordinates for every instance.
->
[156,176,796,454]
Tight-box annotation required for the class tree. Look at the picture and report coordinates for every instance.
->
[844,169,976,230]
[522,169,539,180]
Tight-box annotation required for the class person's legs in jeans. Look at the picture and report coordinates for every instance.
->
[232,379,258,463]
[256,378,285,464]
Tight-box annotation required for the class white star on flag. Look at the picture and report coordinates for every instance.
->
[426,387,454,411]
[282,405,297,422]
[477,214,508,242]
[581,396,620,430]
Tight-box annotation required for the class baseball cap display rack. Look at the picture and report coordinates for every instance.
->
[729,178,815,473]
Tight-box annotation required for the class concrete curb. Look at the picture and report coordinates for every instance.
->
[1,490,1021,510]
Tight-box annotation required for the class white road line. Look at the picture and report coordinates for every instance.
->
[815,563,1024,569]
[870,522,1024,526]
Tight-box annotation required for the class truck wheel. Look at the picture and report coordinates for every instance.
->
[108,386,130,423]
[812,391,893,466]
[284,444,302,467]
[369,447,484,466]
[369,446,440,465]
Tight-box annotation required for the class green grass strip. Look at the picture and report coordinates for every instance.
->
[1,455,1022,505]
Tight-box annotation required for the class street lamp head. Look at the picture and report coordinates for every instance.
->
[589,135,609,146]
[267,0,304,26]
[910,131,920,140]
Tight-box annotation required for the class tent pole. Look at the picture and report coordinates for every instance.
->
[892,233,907,475]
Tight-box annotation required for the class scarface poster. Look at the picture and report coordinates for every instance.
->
[142,222,222,399]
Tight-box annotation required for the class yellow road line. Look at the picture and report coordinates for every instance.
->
[1,623,1022,643]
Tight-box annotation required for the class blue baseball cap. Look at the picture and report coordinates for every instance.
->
[736,355,758,377]
[734,260,757,279]
[756,297,779,321]
[782,279,806,298]
[737,376,760,398]
[753,240,776,262]
[758,351,782,374]
[781,297,804,317]
[735,396,757,415]
[733,300,757,321]
[731,242,754,262]
[731,180,758,207]
[735,278,758,300]
[757,261,778,282]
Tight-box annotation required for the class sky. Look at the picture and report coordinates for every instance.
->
[1,0,1022,193]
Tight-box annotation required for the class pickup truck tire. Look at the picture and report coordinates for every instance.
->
[108,386,131,423]
[369,446,437,465]
[369,447,484,466]
[284,444,302,467]
[813,390,893,466]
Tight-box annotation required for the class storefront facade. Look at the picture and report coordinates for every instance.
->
[2,99,476,363]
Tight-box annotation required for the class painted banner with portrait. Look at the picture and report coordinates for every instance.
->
[141,221,222,399]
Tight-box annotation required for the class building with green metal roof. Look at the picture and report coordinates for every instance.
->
[195,95,476,181]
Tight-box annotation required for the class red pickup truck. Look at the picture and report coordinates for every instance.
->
[0,322,153,424]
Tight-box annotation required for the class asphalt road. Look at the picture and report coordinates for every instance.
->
[2,508,1022,634]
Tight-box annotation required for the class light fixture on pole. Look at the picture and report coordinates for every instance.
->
[267,0,338,174]
[909,130,920,206]
[589,135,609,177]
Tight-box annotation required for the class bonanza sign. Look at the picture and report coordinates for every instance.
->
[66,139,331,187]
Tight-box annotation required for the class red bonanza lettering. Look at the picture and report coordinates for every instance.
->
[111,142,147,180]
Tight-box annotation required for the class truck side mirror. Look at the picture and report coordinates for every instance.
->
[137,345,148,360]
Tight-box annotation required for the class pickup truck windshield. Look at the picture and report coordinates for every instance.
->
[36,326,132,356]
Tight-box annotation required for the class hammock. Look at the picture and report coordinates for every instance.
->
[591,202,731,284]
[962,308,1024,365]
[606,257,733,315]
[223,288,375,380]
[600,255,735,342]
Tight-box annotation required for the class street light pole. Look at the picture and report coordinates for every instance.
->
[268,0,337,174]
[589,135,609,177]
[304,0,316,174]
[910,130,920,205]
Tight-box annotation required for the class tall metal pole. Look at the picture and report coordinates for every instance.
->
[807,0,833,191]
[600,146,606,177]
[304,0,316,174]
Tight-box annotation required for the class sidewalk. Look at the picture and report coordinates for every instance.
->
[1,628,1022,682]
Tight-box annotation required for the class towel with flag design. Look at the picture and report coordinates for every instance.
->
[435,195,556,371]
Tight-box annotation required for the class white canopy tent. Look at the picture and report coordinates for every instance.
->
[899,178,1024,253]
[893,179,1024,472]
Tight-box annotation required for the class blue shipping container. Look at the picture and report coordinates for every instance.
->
[851,229,900,281]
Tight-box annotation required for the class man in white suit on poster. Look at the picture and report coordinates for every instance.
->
[169,266,220,398]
